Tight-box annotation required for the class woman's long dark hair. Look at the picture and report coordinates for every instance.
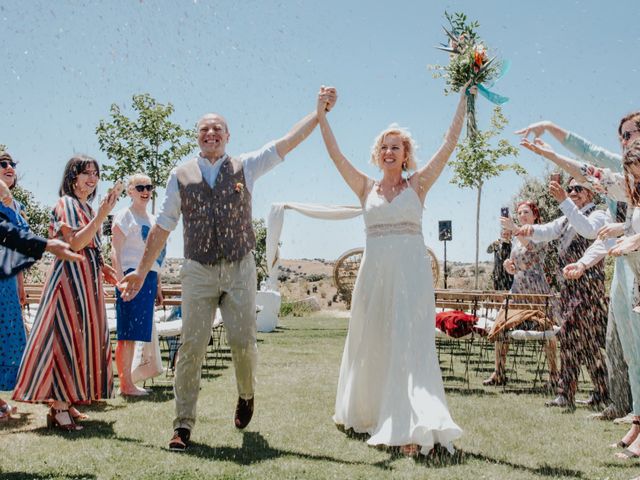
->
[59,155,100,202]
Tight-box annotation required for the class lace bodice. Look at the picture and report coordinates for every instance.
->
[363,184,423,237]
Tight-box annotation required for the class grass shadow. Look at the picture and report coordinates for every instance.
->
[0,473,96,480]
[464,450,589,479]
[30,419,145,444]
[183,431,389,470]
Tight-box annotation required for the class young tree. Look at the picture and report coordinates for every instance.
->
[450,106,522,288]
[96,93,196,212]
[12,185,51,238]
[252,218,268,289]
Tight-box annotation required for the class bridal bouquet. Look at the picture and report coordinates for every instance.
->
[429,11,508,136]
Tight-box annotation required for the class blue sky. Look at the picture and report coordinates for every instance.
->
[1,1,638,262]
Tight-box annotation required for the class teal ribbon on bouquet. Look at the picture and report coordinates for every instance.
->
[475,59,510,104]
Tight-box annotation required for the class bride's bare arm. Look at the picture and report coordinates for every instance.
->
[317,87,370,203]
[411,88,468,201]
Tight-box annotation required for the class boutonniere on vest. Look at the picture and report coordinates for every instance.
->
[235,182,244,193]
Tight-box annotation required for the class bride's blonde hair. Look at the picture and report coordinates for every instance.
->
[370,124,418,171]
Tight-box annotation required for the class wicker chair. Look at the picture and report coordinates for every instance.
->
[333,246,440,308]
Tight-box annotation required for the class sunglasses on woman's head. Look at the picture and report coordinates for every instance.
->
[134,184,154,192]
[0,160,17,169]
[622,129,640,141]
[566,185,585,194]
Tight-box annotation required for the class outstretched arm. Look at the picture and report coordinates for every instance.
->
[317,87,370,202]
[411,87,469,201]
[275,88,337,159]
[118,224,170,301]
[516,121,621,170]
[520,138,588,183]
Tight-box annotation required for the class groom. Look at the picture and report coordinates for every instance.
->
[119,88,337,451]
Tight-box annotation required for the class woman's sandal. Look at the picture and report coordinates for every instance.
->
[46,408,83,431]
[69,406,89,421]
[0,402,17,416]
[483,372,507,386]
[611,420,640,449]
[615,448,640,460]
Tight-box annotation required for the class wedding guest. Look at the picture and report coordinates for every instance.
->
[516,159,609,410]
[484,201,558,387]
[119,90,338,451]
[593,139,640,459]
[318,85,469,456]
[517,115,640,420]
[0,152,29,422]
[486,230,513,291]
[12,155,119,431]
[112,174,165,396]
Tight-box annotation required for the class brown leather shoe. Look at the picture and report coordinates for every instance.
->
[234,397,254,429]
[169,428,191,451]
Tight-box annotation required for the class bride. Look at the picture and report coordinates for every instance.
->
[316,85,470,456]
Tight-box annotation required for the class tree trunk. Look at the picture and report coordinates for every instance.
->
[152,140,159,214]
[474,183,483,290]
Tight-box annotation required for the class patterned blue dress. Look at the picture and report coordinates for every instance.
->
[0,200,30,391]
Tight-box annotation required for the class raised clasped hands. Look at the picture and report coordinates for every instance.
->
[317,86,338,116]
[563,262,586,280]
[609,233,640,257]
[117,269,144,302]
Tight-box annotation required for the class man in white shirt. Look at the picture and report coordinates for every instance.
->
[119,88,337,451]
[518,177,609,410]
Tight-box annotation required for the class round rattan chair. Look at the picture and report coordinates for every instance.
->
[333,246,440,308]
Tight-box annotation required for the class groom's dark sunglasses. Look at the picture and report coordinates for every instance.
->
[566,185,585,194]
[0,160,17,169]
[134,184,154,192]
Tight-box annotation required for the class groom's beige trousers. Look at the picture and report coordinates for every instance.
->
[173,254,257,431]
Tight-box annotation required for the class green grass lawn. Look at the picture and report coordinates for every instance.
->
[1,315,638,480]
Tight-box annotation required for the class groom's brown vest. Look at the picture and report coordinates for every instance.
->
[176,157,255,265]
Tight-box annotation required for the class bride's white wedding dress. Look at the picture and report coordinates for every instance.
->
[333,182,462,454]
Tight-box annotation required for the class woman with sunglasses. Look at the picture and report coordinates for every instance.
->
[12,155,120,430]
[111,174,165,396]
[0,152,32,422]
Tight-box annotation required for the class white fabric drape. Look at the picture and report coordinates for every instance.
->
[265,202,362,289]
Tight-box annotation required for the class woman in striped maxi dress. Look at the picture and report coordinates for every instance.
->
[12,155,120,431]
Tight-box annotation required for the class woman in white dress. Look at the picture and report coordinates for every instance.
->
[316,85,469,456]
